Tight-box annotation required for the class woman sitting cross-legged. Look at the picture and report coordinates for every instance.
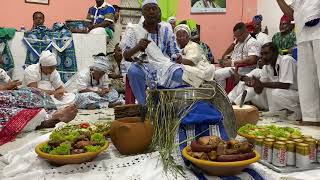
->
[75,54,121,109]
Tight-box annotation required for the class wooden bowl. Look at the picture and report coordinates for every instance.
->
[237,131,256,144]
[35,141,109,165]
[182,147,260,176]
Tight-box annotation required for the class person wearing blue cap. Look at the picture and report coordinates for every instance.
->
[252,15,271,47]
[120,0,184,105]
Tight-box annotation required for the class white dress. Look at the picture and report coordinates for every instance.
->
[24,63,76,109]
[181,41,215,87]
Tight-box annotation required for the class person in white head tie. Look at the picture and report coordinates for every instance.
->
[75,53,120,109]
[276,0,320,124]
[174,24,215,87]
[24,50,76,108]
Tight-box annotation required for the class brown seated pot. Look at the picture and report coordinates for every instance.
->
[110,117,154,155]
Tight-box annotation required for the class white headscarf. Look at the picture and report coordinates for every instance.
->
[39,50,57,67]
[90,55,110,73]
[142,0,158,7]
[174,24,191,37]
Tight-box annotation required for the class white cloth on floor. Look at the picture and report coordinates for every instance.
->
[21,109,48,132]
[297,39,320,122]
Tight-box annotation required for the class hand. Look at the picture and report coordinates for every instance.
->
[137,39,151,51]
[230,68,240,82]
[54,89,64,100]
[97,88,110,97]
[219,59,232,68]
[176,55,182,64]
[246,76,263,94]
[6,80,22,90]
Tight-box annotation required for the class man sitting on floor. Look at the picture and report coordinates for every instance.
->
[87,0,115,35]
[245,42,301,121]
[215,22,260,88]
[76,54,120,109]
[228,59,268,110]
[24,51,76,108]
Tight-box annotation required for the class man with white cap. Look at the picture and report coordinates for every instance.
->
[75,53,120,109]
[24,50,75,108]
[120,0,183,105]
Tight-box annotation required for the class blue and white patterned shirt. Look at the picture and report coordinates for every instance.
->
[87,2,115,25]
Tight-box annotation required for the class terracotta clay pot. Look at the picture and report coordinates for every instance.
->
[110,117,154,155]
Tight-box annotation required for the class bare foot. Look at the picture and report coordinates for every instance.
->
[57,105,78,123]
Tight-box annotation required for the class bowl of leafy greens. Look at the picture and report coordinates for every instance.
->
[35,123,110,165]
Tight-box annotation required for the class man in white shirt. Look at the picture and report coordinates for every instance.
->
[246,42,301,121]
[215,22,260,87]
[252,15,271,47]
[276,0,320,124]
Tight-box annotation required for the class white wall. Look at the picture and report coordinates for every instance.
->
[257,0,292,37]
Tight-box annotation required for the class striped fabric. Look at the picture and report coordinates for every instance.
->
[176,101,264,180]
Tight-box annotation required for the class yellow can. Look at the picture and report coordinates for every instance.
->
[305,138,317,163]
[266,135,276,139]
[272,141,287,167]
[286,141,296,166]
[277,137,288,142]
[296,143,310,168]
[262,138,275,163]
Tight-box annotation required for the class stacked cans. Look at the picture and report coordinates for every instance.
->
[255,135,320,168]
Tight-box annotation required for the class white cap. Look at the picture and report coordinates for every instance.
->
[142,0,158,7]
[39,50,57,67]
[168,16,176,23]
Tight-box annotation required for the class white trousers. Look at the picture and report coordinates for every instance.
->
[228,82,268,110]
[298,39,320,122]
[215,67,255,88]
[215,67,233,88]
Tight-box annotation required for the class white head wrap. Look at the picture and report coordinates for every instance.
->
[142,0,158,7]
[174,24,191,37]
[90,55,109,73]
[39,50,57,67]
[167,16,176,23]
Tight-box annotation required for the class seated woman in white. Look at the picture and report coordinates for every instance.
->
[76,54,120,109]
[174,24,215,87]
[24,50,76,108]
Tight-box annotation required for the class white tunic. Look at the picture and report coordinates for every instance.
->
[24,63,75,109]
[291,0,320,43]
[181,41,215,87]
[24,63,63,90]
[260,55,298,90]
[76,68,110,92]
[255,32,271,47]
